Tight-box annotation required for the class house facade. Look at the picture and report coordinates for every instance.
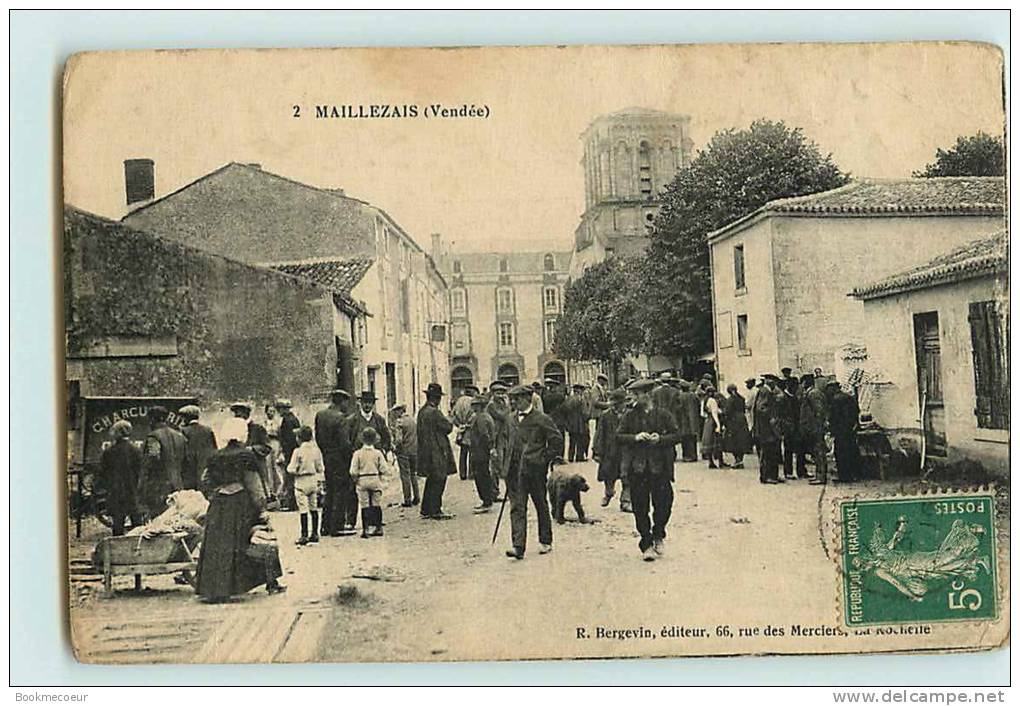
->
[708,177,1006,388]
[121,161,450,409]
[431,238,572,396]
[63,206,354,436]
[851,231,1008,475]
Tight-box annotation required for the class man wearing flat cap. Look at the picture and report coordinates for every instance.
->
[593,387,629,510]
[138,405,187,520]
[417,383,456,519]
[562,383,588,463]
[180,404,217,492]
[275,399,302,510]
[391,403,420,508]
[504,384,563,559]
[486,381,512,501]
[616,379,680,561]
[316,389,357,534]
[467,395,497,512]
[452,384,478,481]
[752,375,783,484]
[540,378,568,458]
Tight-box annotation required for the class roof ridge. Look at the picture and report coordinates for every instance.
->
[262,255,375,267]
[122,161,370,221]
[851,229,1007,299]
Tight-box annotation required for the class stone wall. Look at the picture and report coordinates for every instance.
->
[64,207,336,413]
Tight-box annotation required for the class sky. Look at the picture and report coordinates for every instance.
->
[63,42,1005,254]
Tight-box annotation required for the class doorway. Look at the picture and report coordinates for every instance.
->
[913,311,946,456]
[385,362,397,410]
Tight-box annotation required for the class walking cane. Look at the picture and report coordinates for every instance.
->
[491,491,509,546]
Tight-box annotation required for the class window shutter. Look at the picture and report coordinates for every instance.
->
[969,301,1008,429]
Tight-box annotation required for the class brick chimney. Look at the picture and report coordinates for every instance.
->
[124,158,155,207]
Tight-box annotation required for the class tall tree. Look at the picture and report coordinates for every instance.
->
[553,256,645,376]
[643,119,849,359]
[914,131,1005,177]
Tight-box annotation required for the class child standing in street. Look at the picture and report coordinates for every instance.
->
[287,425,325,545]
[350,427,387,538]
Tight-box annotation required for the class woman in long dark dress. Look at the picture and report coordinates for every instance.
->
[721,383,753,469]
[196,418,284,602]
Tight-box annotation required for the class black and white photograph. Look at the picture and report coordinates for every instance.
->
[58,40,1008,665]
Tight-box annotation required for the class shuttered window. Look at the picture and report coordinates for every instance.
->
[969,300,1008,430]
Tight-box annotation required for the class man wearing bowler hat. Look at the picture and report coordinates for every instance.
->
[347,390,392,455]
[417,383,456,519]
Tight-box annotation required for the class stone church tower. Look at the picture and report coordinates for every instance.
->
[569,108,693,278]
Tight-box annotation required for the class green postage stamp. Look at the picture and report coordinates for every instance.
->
[839,492,999,627]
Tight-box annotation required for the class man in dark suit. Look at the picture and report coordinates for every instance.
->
[675,381,702,462]
[505,385,563,560]
[138,405,187,520]
[346,390,392,453]
[179,404,217,492]
[274,399,301,510]
[616,379,680,561]
[540,378,568,458]
[315,389,355,535]
[417,383,456,519]
[753,375,783,484]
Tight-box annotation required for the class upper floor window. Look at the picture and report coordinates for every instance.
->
[499,322,515,348]
[544,319,557,351]
[499,257,509,273]
[543,286,559,312]
[451,288,466,316]
[497,287,514,315]
[544,253,555,271]
[734,244,746,292]
[453,260,462,274]
[737,314,749,353]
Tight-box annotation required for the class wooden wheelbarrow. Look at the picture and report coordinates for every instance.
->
[93,532,199,595]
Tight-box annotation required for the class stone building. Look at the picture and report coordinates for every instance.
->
[851,230,1008,475]
[708,177,1006,388]
[63,206,363,436]
[121,161,450,409]
[431,237,572,396]
[569,107,693,279]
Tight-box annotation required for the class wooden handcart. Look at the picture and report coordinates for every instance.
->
[94,532,199,595]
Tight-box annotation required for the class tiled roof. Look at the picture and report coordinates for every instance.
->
[852,230,1008,300]
[765,177,1005,215]
[709,177,1006,242]
[269,257,375,296]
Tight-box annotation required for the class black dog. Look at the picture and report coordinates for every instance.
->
[547,467,590,524]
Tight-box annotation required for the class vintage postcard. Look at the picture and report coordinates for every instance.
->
[62,42,1009,664]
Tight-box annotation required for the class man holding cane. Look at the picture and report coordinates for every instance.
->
[501,385,563,560]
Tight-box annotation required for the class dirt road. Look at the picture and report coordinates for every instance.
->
[69,455,1007,663]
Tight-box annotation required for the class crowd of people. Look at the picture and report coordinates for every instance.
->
[95,366,863,599]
